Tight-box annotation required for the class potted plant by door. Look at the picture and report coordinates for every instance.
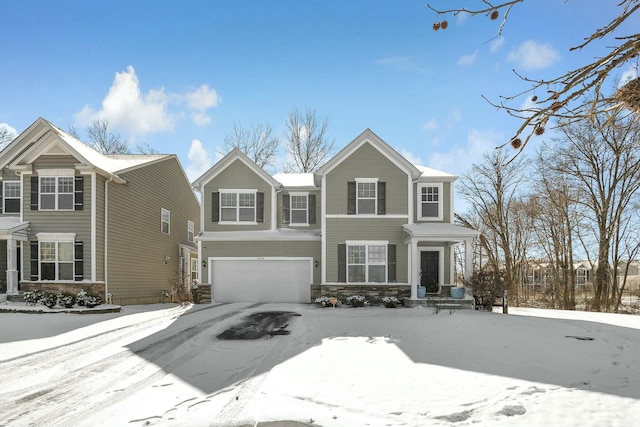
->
[450,285,465,299]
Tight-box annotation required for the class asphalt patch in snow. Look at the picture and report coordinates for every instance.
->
[566,335,595,341]
[217,311,301,340]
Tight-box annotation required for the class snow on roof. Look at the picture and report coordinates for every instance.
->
[414,164,456,178]
[49,122,169,174]
[273,172,315,188]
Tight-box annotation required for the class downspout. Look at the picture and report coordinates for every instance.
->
[104,176,114,302]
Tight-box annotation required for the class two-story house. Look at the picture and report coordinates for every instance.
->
[193,129,478,304]
[0,118,200,305]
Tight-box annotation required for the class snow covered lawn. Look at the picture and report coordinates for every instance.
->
[1,302,639,426]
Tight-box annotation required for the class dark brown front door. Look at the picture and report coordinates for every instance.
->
[420,251,439,293]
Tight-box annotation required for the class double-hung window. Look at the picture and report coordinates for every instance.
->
[161,208,170,234]
[221,191,256,222]
[3,181,21,214]
[40,241,74,280]
[357,180,376,214]
[40,176,74,210]
[418,183,443,220]
[290,193,308,225]
[347,242,387,283]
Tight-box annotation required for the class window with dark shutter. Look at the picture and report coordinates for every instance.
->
[377,182,386,215]
[30,241,39,280]
[387,244,396,282]
[308,194,316,224]
[338,243,346,282]
[74,241,84,281]
[347,182,356,214]
[282,194,290,223]
[30,176,39,210]
[211,192,219,222]
[74,176,84,210]
[256,192,264,222]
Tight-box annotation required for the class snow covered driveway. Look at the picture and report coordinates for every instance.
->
[1,303,640,426]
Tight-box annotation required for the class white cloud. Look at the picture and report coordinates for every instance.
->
[428,127,503,177]
[489,37,505,53]
[75,66,219,135]
[422,117,439,132]
[457,50,478,66]
[400,149,423,166]
[507,40,560,70]
[185,139,213,181]
[618,67,638,88]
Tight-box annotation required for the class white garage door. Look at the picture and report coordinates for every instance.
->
[210,258,312,303]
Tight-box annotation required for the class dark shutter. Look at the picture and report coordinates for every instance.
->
[387,244,396,283]
[256,192,264,222]
[282,194,290,223]
[347,181,356,214]
[377,182,386,215]
[74,176,84,210]
[338,243,346,282]
[308,194,316,224]
[30,241,39,280]
[0,183,3,214]
[30,176,39,210]
[74,241,84,281]
[211,192,219,222]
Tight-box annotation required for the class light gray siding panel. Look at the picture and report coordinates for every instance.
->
[325,143,409,215]
[325,218,408,283]
[202,240,321,285]
[202,160,273,232]
[106,157,200,304]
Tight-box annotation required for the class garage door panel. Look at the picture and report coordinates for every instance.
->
[211,259,311,303]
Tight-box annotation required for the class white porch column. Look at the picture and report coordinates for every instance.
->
[6,237,19,295]
[464,238,474,282]
[410,239,418,299]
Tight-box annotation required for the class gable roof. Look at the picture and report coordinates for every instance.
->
[315,128,423,181]
[192,147,282,190]
[1,118,170,182]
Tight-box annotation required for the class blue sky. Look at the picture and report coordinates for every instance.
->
[1,1,637,190]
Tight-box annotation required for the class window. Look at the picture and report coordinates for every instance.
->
[3,181,21,213]
[191,258,199,282]
[220,191,255,222]
[161,208,170,234]
[357,181,376,214]
[187,220,195,242]
[40,241,74,280]
[418,183,443,220]
[291,194,308,224]
[347,243,387,283]
[40,176,74,210]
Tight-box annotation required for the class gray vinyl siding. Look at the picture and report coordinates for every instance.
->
[106,157,200,305]
[93,174,106,281]
[414,181,453,223]
[23,156,93,281]
[325,142,409,215]
[202,159,273,232]
[277,189,321,229]
[325,217,408,283]
[202,240,321,285]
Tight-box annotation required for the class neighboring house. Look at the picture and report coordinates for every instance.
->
[193,129,479,304]
[0,118,200,304]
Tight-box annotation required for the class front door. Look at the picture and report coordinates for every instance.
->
[420,251,439,293]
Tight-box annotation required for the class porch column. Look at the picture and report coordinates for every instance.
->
[6,237,19,295]
[410,239,418,299]
[464,238,474,282]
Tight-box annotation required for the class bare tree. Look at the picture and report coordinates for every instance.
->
[458,149,529,302]
[69,119,130,154]
[543,107,640,311]
[427,1,640,153]
[224,122,279,170]
[285,108,335,173]
[0,125,17,151]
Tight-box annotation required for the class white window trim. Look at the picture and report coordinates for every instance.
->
[219,189,258,225]
[187,220,195,242]
[289,192,309,227]
[345,240,389,284]
[417,183,443,221]
[355,178,378,215]
[3,181,21,214]
[36,232,76,242]
[39,175,75,211]
[161,208,170,235]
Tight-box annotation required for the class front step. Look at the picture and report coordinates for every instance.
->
[404,296,474,309]
[196,284,211,304]
[7,293,24,303]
